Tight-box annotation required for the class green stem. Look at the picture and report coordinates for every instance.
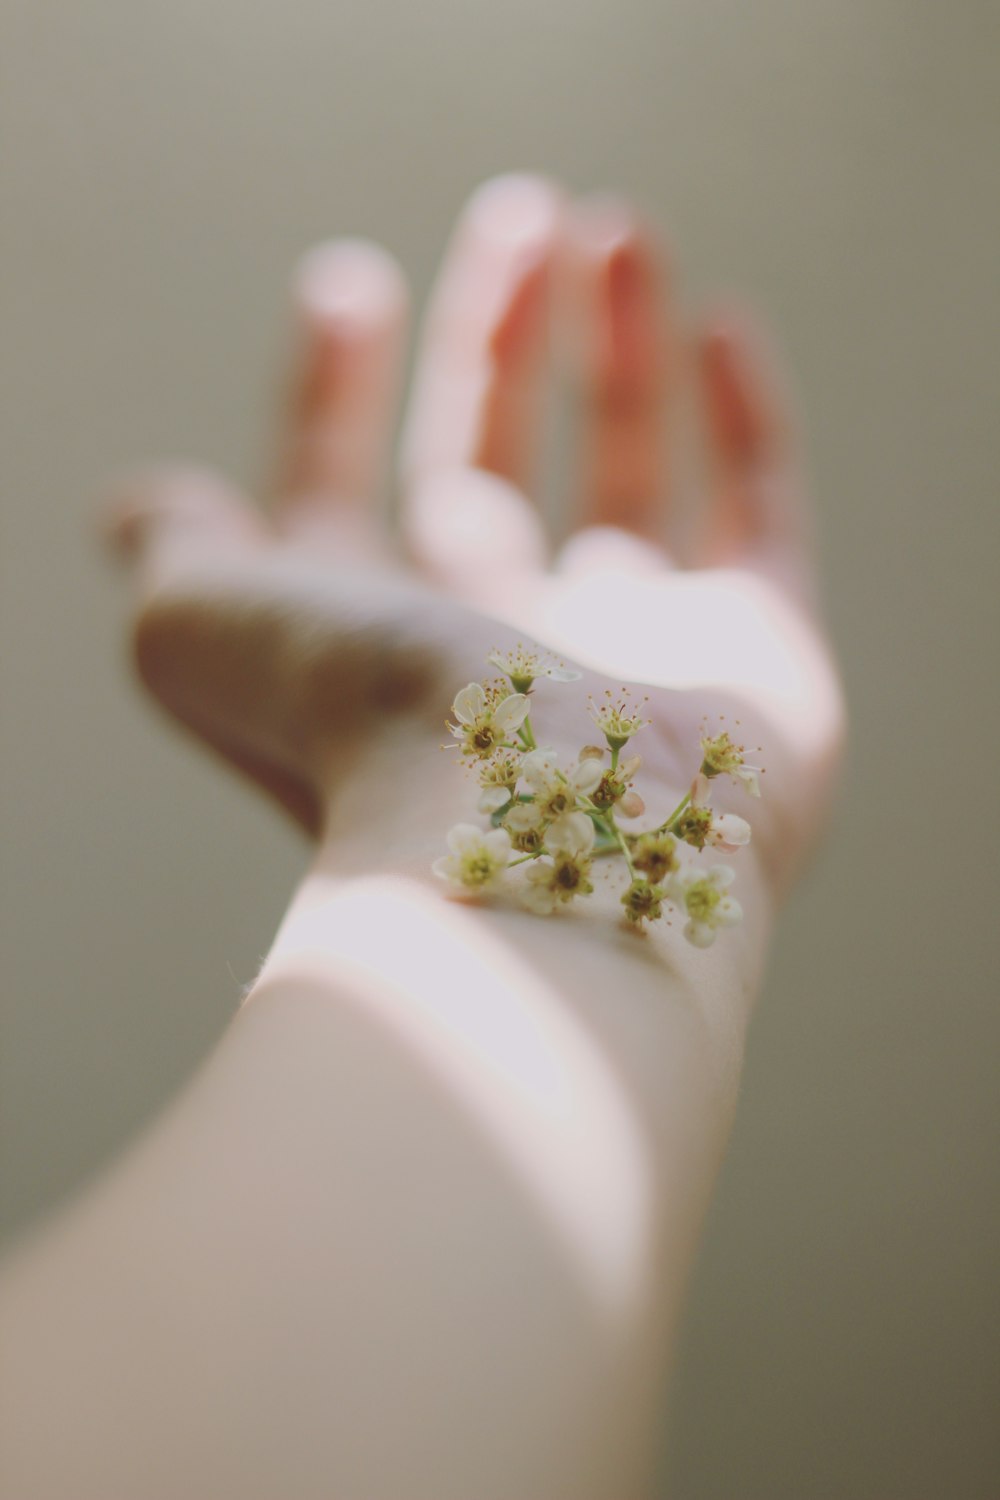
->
[610,745,620,773]
[508,852,541,868]
[603,808,635,877]
[655,791,691,834]
[518,715,538,751]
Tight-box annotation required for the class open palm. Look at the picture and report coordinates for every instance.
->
[109,176,844,894]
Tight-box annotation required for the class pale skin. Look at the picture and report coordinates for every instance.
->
[0,176,845,1499]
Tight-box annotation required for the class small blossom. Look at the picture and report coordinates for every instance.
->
[433,823,512,892]
[505,820,546,855]
[621,878,666,927]
[503,800,543,832]
[448,681,530,760]
[699,729,762,797]
[590,753,642,813]
[672,805,714,850]
[487,645,581,694]
[521,747,603,821]
[502,800,549,854]
[631,830,680,882]
[674,775,752,852]
[548,812,597,854]
[669,864,742,948]
[477,750,523,813]
[589,691,650,752]
[521,812,596,913]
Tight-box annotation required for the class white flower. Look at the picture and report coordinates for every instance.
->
[487,645,581,692]
[674,774,752,852]
[504,801,545,835]
[590,752,642,813]
[631,830,680,882]
[621,878,666,927]
[477,750,523,813]
[668,863,743,948]
[448,682,530,759]
[433,823,512,892]
[520,748,603,820]
[521,812,596,914]
[547,812,597,855]
[589,691,650,751]
[699,731,762,797]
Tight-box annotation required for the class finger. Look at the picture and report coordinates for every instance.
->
[555,525,672,579]
[567,199,671,544]
[102,466,265,587]
[400,172,562,496]
[403,467,547,600]
[694,312,816,599]
[276,239,408,521]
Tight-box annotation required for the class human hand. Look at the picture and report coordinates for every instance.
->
[107,174,844,899]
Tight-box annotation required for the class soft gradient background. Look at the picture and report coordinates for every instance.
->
[3,1,998,1495]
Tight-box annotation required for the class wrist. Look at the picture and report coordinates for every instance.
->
[291,731,775,990]
[315,727,464,879]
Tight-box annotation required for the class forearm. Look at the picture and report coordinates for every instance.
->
[0,770,774,1500]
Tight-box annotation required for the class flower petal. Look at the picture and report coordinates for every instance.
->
[446,822,484,854]
[493,693,530,732]
[571,759,603,795]
[547,811,595,856]
[478,786,512,813]
[483,827,513,860]
[691,773,712,808]
[521,873,557,914]
[452,683,485,725]
[713,814,751,848]
[684,920,717,948]
[504,802,543,833]
[736,766,761,797]
[521,748,559,791]
[717,896,743,927]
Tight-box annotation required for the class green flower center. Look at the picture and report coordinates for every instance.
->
[686,883,722,921]
[633,834,677,880]
[676,808,712,850]
[622,880,662,920]
[462,854,496,886]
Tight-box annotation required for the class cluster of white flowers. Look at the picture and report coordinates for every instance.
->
[433,647,762,948]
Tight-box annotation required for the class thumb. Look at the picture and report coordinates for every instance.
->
[101,466,265,586]
[102,466,303,805]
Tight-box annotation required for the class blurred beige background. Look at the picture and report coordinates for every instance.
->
[2,0,998,1495]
